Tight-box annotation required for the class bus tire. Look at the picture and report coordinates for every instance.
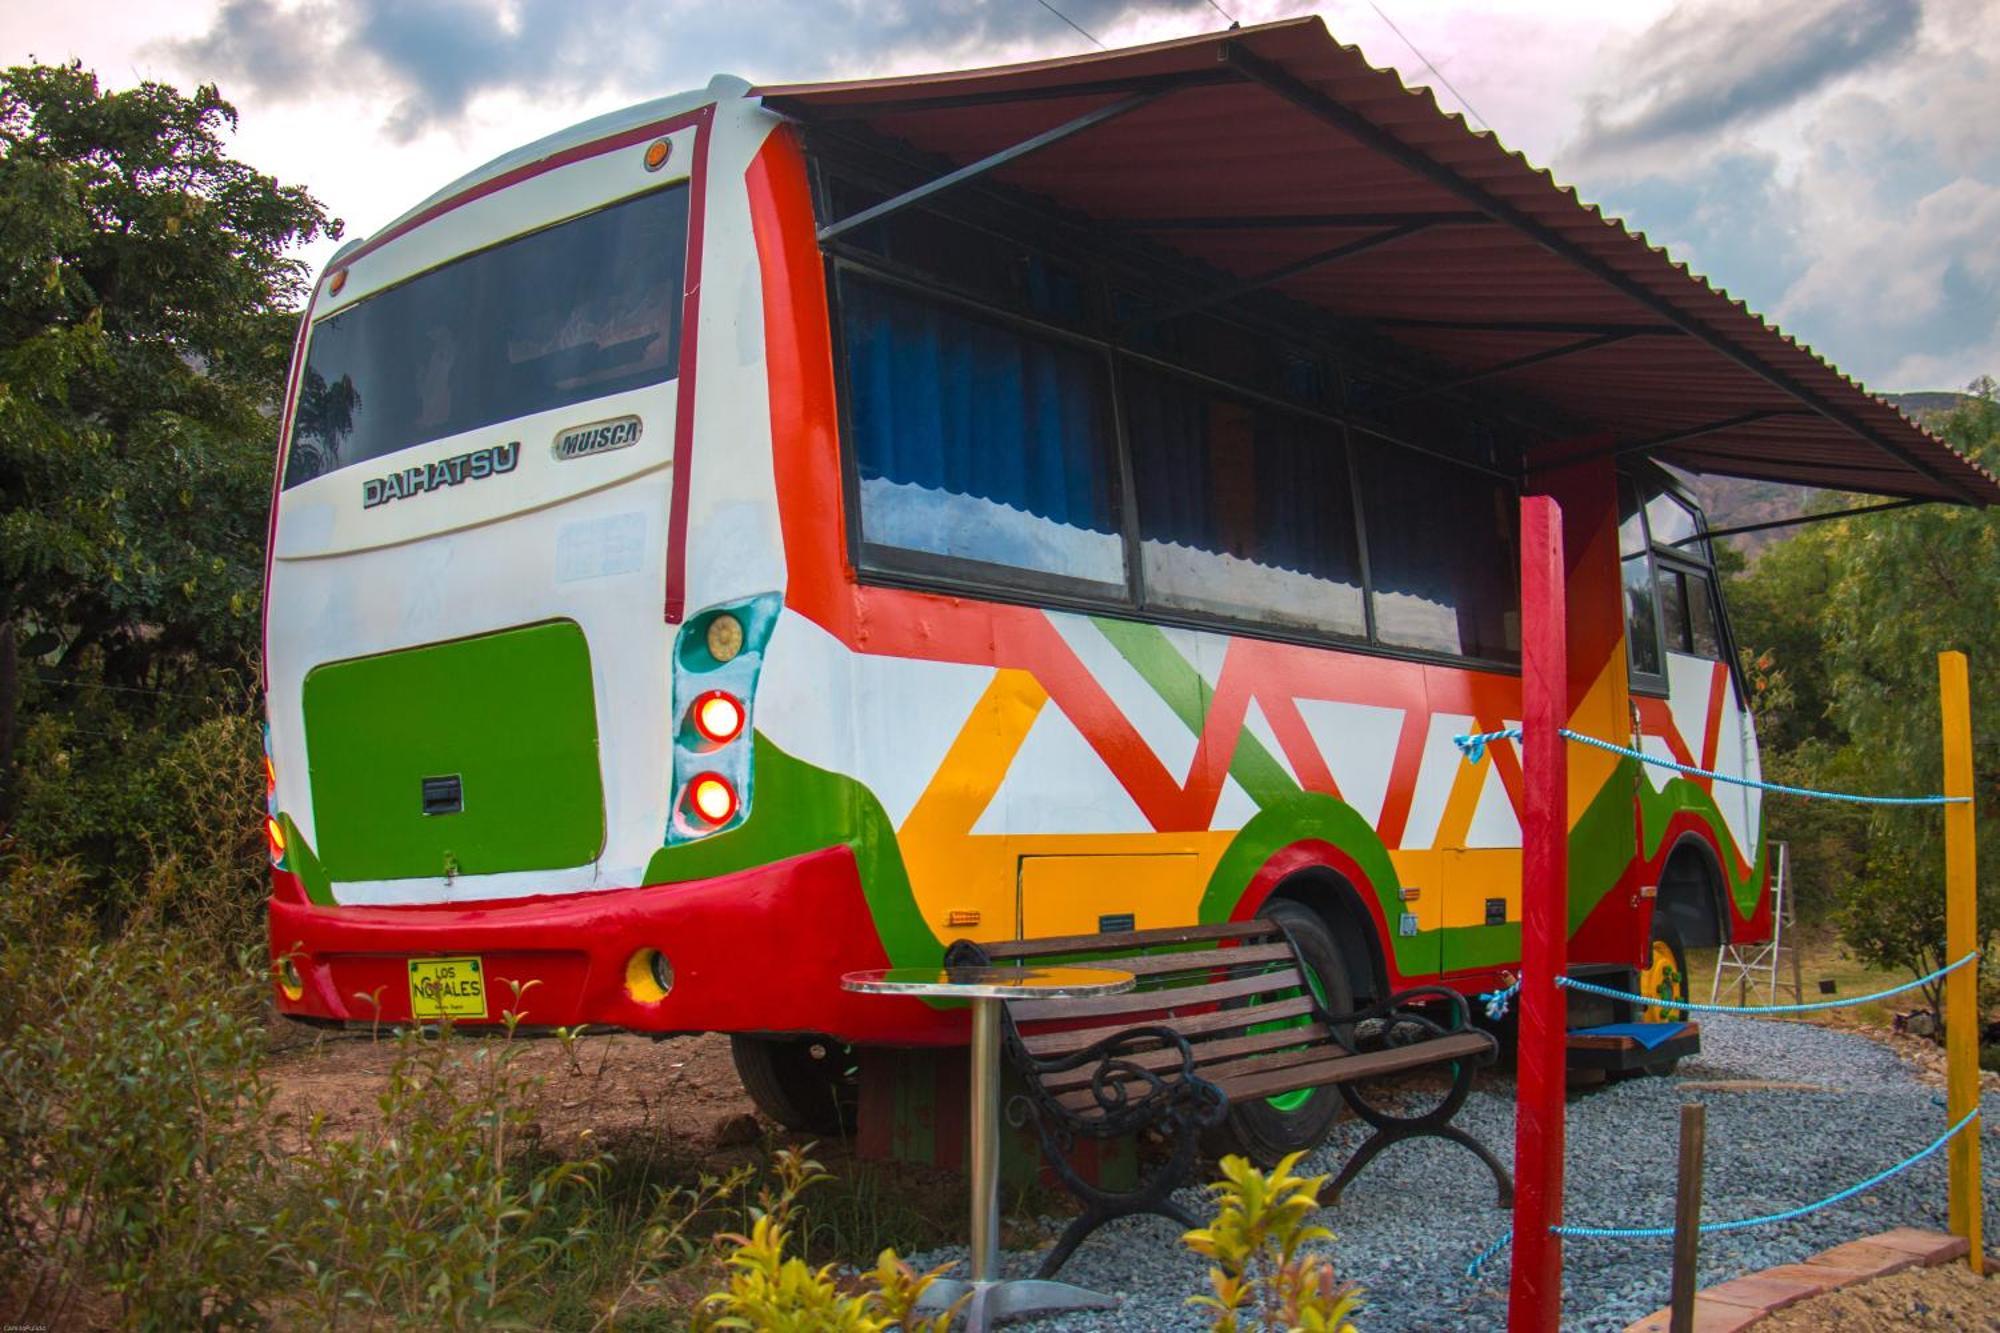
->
[1635,914,1691,1076]
[1210,897,1356,1167]
[729,1033,859,1136]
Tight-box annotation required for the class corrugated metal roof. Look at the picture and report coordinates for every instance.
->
[758,17,1999,506]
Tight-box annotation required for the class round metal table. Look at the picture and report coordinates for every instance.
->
[842,964,1135,1330]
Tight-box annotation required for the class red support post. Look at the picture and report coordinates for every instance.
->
[1509,495,1568,1332]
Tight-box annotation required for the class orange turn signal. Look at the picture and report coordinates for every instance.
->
[643,138,672,172]
[265,816,287,863]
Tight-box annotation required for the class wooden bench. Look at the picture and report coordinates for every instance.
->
[946,920,1513,1277]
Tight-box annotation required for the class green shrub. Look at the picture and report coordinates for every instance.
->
[0,851,276,1330]
[694,1146,960,1332]
[268,1008,604,1329]
[1183,1152,1361,1333]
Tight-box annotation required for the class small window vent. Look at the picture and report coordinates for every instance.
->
[422,775,463,816]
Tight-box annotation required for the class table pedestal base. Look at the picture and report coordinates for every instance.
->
[917,1276,1118,1330]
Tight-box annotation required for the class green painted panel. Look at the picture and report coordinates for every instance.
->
[643,732,944,970]
[301,621,605,881]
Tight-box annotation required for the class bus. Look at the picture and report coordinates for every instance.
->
[263,46,1773,1157]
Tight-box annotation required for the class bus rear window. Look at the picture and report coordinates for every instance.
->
[283,183,690,488]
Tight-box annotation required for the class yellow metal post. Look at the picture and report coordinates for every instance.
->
[1940,649,1984,1273]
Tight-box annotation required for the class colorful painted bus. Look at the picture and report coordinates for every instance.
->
[263,35,1780,1153]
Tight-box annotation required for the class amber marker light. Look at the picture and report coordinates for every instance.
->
[691,690,745,745]
[265,816,287,863]
[643,137,673,171]
[688,773,738,826]
[705,612,744,664]
[328,268,347,294]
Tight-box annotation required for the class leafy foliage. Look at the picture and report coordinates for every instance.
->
[694,1146,960,1332]
[269,1008,609,1329]
[0,60,334,929]
[0,853,276,1330]
[1727,382,2000,1002]
[1183,1152,1361,1333]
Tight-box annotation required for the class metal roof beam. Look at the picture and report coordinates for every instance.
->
[769,68,1240,121]
[1682,497,1929,545]
[1532,409,1812,470]
[1132,211,1492,231]
[1390,331,1647,404]
[817,89,1164,245]
[1220,40,1984,505]
[1130,220,1437,328]
[1375,318,1682,336]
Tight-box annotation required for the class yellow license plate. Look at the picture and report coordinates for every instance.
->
[408,956,488,1020]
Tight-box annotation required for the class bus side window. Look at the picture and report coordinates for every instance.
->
[1352,434,1519,663]
[837,274,1127,591]
[1618,477,1665,685]
[1123,364,1367,639]
[1656,566,1691,654]
[1687,570,1723,658]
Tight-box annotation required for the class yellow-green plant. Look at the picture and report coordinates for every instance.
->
[696,1146,961,1332]
[1183,1152,1362,1333]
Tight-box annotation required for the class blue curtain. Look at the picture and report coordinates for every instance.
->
[841,277,1117,542]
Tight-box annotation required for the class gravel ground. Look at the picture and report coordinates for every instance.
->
[908,1016,2000,1330]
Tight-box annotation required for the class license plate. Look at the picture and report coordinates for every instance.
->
[408,956,488,1020]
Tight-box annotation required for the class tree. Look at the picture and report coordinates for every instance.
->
[0,63,336,905]
[1729,380,2000,1003]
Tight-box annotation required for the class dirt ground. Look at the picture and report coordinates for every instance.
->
[1761,1261,2000,1330]
[265,1024,760,1152]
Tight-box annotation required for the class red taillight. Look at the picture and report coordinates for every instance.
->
[690,690,745,745]
[688,773,738,826]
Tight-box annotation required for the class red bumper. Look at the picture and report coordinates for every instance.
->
[268,844,956,1043]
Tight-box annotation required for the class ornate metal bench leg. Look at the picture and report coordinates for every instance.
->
[1324,1124,1400,1206]
[1432,1123,1515,1206]
[1326,1122,1514,1208]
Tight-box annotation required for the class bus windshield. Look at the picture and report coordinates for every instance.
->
[283,182,690,488]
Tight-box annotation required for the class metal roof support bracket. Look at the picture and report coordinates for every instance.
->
[815,89,1165,245]
[1389,330,1652,405]
[1539,409,1814,470]
[1218,39,1982,504]
[1132,219,1438,328]
[1682,497,1930,545]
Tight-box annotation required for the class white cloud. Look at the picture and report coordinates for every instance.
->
[3,0,1991,391]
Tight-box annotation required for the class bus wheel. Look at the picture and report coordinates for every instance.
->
[1635,914,1691,1075]
[1209,897,1356,1167]
[729,1033,859,1136]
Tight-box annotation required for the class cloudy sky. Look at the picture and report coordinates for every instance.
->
[7,0,1996,392]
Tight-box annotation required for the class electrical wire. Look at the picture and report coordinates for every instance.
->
[1034,0,1105,49]
[1367,1,1488,131]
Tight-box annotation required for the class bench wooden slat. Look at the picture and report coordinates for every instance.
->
[1017,992,1318,1056]
[1204,1031,1492,1102]
[1038,1020,1335,1093]
[1105,942,1296,978]
[1007,965,1303,1024]
[980,919,1284,961]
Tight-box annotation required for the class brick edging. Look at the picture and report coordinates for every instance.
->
[1623,1228,1971,1332]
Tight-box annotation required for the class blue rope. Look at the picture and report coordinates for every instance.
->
[1557,952,1977,1016]
[1465,1227,1512,1278]
[1449,726,1966,806]
[1453,726,1522,764]
[1481,980,1522,1021]
[1465,1109,1979,1273]
[1556,1109,1979,1240]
